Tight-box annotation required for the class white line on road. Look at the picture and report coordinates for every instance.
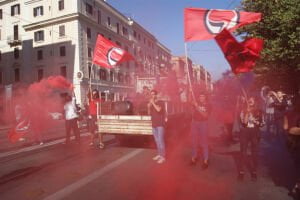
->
[43,148,144,200]
[0,133,115,159]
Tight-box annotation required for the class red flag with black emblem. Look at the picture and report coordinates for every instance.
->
[214,28,263,74]
[93,35,134,68]
[184,8,262,41]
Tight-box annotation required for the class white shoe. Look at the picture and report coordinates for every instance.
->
[152,155,161,161]
[157,157,166,164]
[39,142,44,145]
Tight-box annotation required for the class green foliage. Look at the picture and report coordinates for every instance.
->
[238,0,300,93]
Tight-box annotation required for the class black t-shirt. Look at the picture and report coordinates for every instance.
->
[192,102,211,121]
[273,98,287,112]
[150,101,165,127]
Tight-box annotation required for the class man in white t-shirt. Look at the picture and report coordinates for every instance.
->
[63,94,80,144]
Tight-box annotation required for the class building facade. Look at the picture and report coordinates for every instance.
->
[0,0,171,106]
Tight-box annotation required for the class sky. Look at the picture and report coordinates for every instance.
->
[108,0,242,81]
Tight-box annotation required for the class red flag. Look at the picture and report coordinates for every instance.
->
[7,118,30,143]
[214,28,263,74]
[184,8,262,41]
[93,35,134,68]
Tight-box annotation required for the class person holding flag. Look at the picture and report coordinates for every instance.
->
[190,92,212,169]
[87,89,104,149]
[238,96,263,181]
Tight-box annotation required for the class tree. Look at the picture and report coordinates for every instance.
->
[238,0,300,94]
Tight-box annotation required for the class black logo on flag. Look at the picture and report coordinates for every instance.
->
[204,9,240,35]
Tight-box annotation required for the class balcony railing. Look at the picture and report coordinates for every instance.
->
[7,35,22,46]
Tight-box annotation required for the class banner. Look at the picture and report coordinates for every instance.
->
[184,8,262,41]
[93,35,134,68]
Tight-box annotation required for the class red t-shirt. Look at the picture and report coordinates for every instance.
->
[89,99,100,115]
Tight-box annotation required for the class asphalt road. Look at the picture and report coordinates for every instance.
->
[0,127,297,200]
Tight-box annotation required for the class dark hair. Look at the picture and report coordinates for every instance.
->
[150,89,158,95]
[91,89,100,99]
[65,94,72,102]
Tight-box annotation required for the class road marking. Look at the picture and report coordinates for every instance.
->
[0,133,114,159]
[43,148,144,200]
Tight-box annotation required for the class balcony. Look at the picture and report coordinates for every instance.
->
[7,35,22,47]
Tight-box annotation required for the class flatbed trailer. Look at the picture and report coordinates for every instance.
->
[97,115,153,135]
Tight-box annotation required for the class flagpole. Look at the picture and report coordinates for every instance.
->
[184,42,196,101]
[89,64,94,98]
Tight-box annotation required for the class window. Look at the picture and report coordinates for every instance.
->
[37,50,43,60]
[125,74,131,84]
[86,27,91,39]
[0,9,2,19]
[34,30,44,41]
[107,17,111,26]
[33,6,43,17]
[88,63,91,78]
[97,10,101,24]
[118,72,123,83]
[116,23,120,34]
[59,25,65,37]
[60,46,66,56]
[133,31,137,38]
[14,68,20,82]
[14,48,19,59]
[88,47,92,58]
[37,69,43,81]
[14,25,18,40]
[86,3,93,15]
[100,69,107,80]
[109,71,114,82]
[11,4,20,16]
[60,66,66,77]
[116,41,121,47]
[58,0,64,11]
[122,27,128,36]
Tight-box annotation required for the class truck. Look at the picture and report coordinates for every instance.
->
[96,76,188,146]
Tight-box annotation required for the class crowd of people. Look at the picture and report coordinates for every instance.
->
[6,84,300,198]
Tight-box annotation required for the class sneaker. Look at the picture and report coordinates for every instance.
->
[157,157,166,164]
[201,162,209,170]
[190,157,198,165]
[237,172,244,181]
[99,142,105,149]
[89,142,94,146]
[152,155,161,161]
[251,172,257,181]
[39,142,44,145]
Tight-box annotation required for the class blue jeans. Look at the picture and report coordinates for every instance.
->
[191,120,209,161]
[152,126,166,158]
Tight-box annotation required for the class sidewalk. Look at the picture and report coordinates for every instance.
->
[0,121,91,153]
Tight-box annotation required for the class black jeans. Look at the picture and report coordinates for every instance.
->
[65,118,80,143]
[239,127,260,173]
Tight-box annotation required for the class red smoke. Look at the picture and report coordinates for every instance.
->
[6,76,72,143]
